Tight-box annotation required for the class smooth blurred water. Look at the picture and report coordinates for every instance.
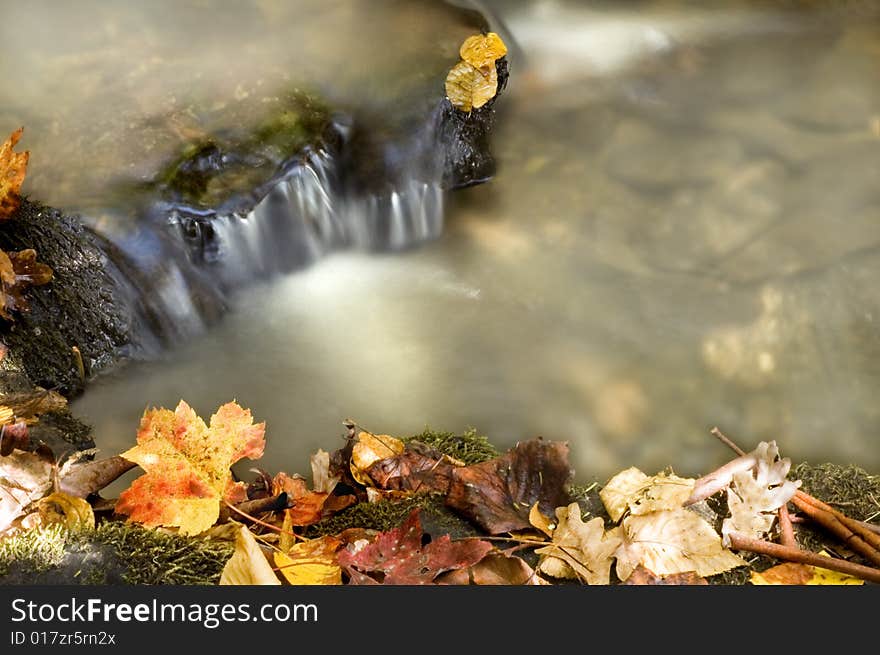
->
[60,0,880,485]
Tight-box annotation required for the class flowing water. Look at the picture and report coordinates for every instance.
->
[4,0,880,486]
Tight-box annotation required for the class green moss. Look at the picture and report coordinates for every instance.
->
[156,90,330,212]
[403,427,500,464]
[793,462,880,522]
[0,521,233,585]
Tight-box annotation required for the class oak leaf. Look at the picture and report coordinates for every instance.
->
[116,400,266,535]
[600,466,695,522]
[721,441,801,546]
[0,127,28,220]
[337,508,493,584]
[445,438,573,534]
[534,502,621,585]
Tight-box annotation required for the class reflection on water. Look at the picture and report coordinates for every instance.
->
[68,0,880,484]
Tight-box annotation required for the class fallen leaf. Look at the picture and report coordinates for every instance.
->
[33,492,95,531]
[528,502,555,538]
[0,249,53,321]
[56,454,136,499]
[721,441,801,546]
[459,32,508,69]
[0,448,54,534]
[220,524,281,585]
[337,508,493,585]
[445,438,573,534]
[274,536,343,585]
[437,552,547,585]
[365,445,459,492]
[615,507,747,581]
[535,502,621,585]
[115,400,266,535]
[623,566,708,585]
[310,449,338,494]
[0,388,68,427]
[0,421,29,456]
[445,61,498,113]
[0,127,28,220]
[750,554,864,586]
[350,431,404,487]
[600,467,695,522]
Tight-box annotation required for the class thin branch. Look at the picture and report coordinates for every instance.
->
[728,531,880,584]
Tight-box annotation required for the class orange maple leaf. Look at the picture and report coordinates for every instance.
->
[0,127,29,220]
[116,400,266,535]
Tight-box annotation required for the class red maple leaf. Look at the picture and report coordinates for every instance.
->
[337,508,493,585]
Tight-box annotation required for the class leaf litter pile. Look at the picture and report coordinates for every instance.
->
[2,399,878,586]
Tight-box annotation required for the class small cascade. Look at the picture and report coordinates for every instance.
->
[92,110,451,357]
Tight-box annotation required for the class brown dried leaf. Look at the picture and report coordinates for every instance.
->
[365,446,458,492]
[350,431,404,487]
[623,565,708,585]
[445,438,573,534]
[0,127,28,220]
[436,552,548,585]
[445,61,498,113]
[0,421,29,456]
[0,249,53,321]
[337,508,493,585]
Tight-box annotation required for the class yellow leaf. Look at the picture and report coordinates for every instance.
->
[750,553,864,585]
[445,61,498,113]
[528,502,555,538]
[0,127,28,220]
[274,536,342,585]
[220,524,281,585]
[35,492,95,531]
[350,431,404,487]
[459,32,508,69]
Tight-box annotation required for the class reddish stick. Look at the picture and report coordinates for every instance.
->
[728,532,880,584]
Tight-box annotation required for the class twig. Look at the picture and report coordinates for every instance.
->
[728,532,880,584]
[223,498,300,542]
[777,503,796,548]
[794,491,880,553]
[710,427,746,457]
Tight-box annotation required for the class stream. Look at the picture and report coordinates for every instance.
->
[4,0,879,487]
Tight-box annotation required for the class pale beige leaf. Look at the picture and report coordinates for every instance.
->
[528,502,555,538]
[0,449,53,534]
[220,524,281,585]
[721,441,801,546]
[615,508,746,581]
[535,502,621,585]
[600,466,695,522]
[310,449,338,494]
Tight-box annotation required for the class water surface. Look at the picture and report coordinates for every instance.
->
[59,0,880,484]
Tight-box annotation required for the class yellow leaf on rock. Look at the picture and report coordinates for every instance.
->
[0,127,29,220]
[445,61,498,113]
[459,32,508,69]
[350,431,404,487]
[274,536,343,585]
[220,524,281,585]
